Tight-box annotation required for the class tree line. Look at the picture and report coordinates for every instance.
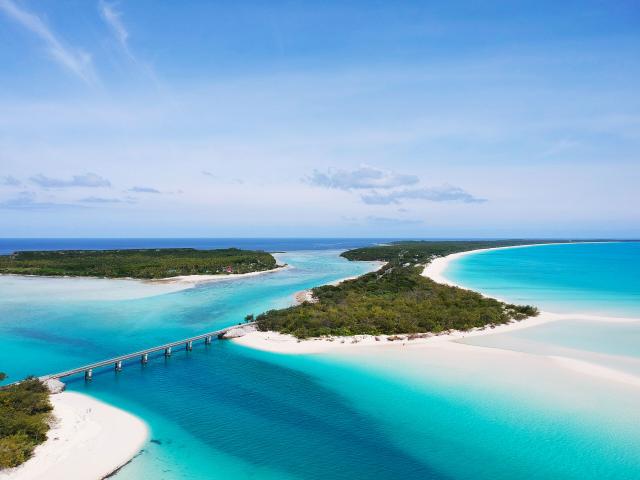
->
[257,241,540,338]
[0,248,278,279]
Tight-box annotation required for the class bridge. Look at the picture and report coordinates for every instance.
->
[39,323,255,382]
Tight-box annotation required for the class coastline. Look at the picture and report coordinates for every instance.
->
[149,263,289,286]
[233,244,640,390]
[0,391,148,480]
[0,265,286,284]
[0,263,290,299]
[234,247,555,354]
[292,260,386,305]
[420,242,572,290]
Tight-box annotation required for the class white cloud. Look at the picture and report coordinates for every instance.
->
[1,175,21,186]
[361,185,486,205]
[80,196,135,204]
[308,166,419,191]
[129,186,161,193]
[0,0,96,84]
[30,173,111,188]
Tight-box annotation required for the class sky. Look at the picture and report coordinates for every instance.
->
[0,0,639,238]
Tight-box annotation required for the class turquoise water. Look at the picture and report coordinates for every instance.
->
[445,242,640,317]
[0,250,375,382]
[446,242,640,373]
[2,243,640,478]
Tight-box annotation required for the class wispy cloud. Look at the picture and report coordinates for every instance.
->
[0,0,96,84]
[99,2,127,45]
[99,1,130,56]
[307,166,419,191]
[1,175,21,186]
[0,191,86,210]
[129,186,161,194]
[30,173,111,188]
[361,185,487,205]
[99,1,159,85]
[307,166,485,206]
[79,196,135,204]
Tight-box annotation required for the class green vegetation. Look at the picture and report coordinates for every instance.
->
[341,239,563,264]
[257,241,543,338]
[0,376,52,469]
[0,248,278,279]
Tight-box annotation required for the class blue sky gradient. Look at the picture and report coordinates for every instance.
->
[1,0,638,237]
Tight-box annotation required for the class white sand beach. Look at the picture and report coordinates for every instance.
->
[151,263,289,286]
[0,392,148,480]
[1,259,290,300]
[232,311,560,354]
[234,245,640,391]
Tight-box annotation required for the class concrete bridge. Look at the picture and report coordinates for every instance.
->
[39,323,255,382]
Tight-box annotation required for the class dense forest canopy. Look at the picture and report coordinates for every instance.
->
[0,376,52,469]
[0,248,278,279]
[340,239,569,264]
[257,240,544,338]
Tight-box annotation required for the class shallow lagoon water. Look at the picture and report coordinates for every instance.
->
[445,242,640,317]
[2,242,640,478]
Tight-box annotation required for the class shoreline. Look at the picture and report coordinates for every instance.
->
[232,309,639,355]
[1,252,291,288]
[149,263,289,286]
[420,242,586,290]
[0,264,290,298]
[234,245,559,354]
[0,264,288,285]
[292,260,386,305]
[0,391,148,480]
[233,243,640,389]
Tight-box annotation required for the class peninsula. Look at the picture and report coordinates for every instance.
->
[0,248,278,279]
[255,241,550,338]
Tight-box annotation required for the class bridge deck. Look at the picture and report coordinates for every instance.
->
[40,323,254,381]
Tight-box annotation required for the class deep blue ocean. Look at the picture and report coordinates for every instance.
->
[0,238,400,255]
[1,239,640,479]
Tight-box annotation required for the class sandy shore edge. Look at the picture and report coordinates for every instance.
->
[150,263,290,286]
[292,260,386,305]
[234,245,560,354]
[233,243,640,389]
[0,391,149,480]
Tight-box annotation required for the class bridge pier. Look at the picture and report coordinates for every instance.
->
[39,323,256,384]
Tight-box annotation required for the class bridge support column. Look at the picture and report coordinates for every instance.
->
[115,360,122,372]
[205,335,212,345]
[85,369,93,381]
[165,347,172,357]
[186,340,193,351]
[141,353,148,364]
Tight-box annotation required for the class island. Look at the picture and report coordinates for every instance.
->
[255,241,545,338]
[0,248,278,279]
